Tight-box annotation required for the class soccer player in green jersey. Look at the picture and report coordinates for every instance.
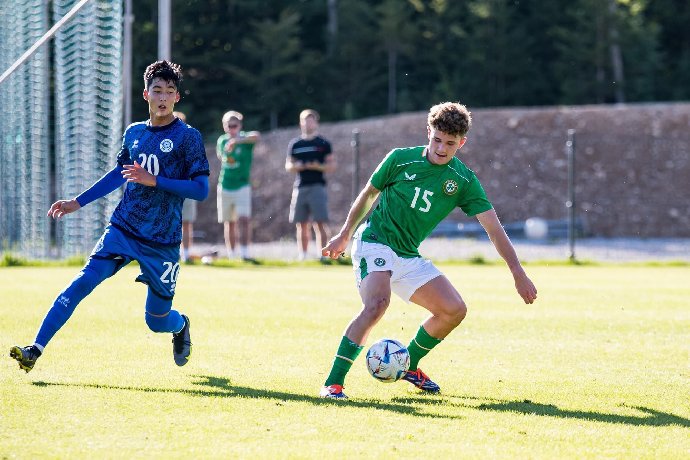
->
[319,102,538,399]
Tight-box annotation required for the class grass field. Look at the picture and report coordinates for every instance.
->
[1,263,689,458]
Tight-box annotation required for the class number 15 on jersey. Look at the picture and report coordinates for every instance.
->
[410,187,433,213]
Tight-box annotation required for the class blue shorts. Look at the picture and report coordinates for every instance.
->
[90,225,181,300]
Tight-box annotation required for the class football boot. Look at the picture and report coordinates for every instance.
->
[172,315,192,366]
[10,345,41,373]
[319,384,348,399]
[401,368,441,393]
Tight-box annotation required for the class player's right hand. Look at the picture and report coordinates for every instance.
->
[322,233,348,259]
[47,199,81,219]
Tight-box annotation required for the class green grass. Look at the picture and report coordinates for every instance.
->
[1,264,688,458]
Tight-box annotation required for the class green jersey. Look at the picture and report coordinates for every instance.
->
[359,146,492,257]
[217,133,255,190]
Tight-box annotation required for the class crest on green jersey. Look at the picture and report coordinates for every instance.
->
[374,258,386,267]
[443,179,459,195]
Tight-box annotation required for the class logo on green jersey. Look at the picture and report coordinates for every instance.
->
[374,258,386,267]
[443,179,459,195]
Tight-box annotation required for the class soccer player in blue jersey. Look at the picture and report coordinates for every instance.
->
[9,60,210,372]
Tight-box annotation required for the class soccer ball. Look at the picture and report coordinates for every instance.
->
[365,338,410,383]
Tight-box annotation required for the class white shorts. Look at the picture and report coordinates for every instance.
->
[217,185,251,222]
[181,199,197,222]
[351,238,442,303]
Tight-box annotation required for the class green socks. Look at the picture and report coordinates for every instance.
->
[407,325,443,371]
[324,336,363,386]
[324,328,442,386]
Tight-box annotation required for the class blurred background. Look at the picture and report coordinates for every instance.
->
[126,0,690,134]
[1,0,689,259]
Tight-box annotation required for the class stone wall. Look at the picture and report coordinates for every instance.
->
[195,103,690,243]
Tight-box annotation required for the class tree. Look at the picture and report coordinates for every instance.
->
[123,0,683,137]
[553,0,658,104]
[322,0,382,120]
[376,0,417,113]
[229,9,316,129]
[643,0,690,100]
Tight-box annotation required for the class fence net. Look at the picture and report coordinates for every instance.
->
[0,0,51,258]
[0,0,123,259]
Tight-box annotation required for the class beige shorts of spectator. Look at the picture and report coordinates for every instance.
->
[351,238,442,303]
[181,199,197,222]
[217,184,251,223]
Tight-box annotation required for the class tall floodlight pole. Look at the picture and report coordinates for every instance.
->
[158,0,171,60]
[566,129,577,262]
[123,0,133,127]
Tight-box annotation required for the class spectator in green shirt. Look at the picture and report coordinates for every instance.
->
[216,111,260,261]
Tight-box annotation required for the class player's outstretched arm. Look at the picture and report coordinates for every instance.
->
[476,209,538,304]
[322,182,380,259]
[48,166,126,219]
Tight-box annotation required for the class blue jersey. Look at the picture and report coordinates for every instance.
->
[110,119,210,246]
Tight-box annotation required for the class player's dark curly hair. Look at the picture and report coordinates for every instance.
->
[143,60,183,89]
[427,102,472,137]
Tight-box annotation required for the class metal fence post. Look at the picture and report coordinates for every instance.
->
[566,129,576,261]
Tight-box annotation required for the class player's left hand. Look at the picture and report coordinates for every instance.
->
[122,161,156,187]
[514,272,538,304]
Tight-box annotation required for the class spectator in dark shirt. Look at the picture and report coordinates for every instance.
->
[285,109,336,261]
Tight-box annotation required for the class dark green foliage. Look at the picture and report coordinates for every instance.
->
[128,0,683,137]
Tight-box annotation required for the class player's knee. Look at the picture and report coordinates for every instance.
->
[362,296,390,322]
[145,312,170,333]
[447,300,467,326]
[438,300,466,327]
[61,265,102,305]
[73,265,101,292]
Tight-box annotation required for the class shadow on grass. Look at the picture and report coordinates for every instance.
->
[393,393,690,428]
[32,375,459,420]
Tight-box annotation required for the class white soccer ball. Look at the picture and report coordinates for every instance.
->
[365,338,410,383]
[524,217,549,239]
[200,255,213,265]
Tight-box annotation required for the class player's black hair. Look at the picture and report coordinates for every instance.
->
[427,102,472,137]
[143,60,183,90]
